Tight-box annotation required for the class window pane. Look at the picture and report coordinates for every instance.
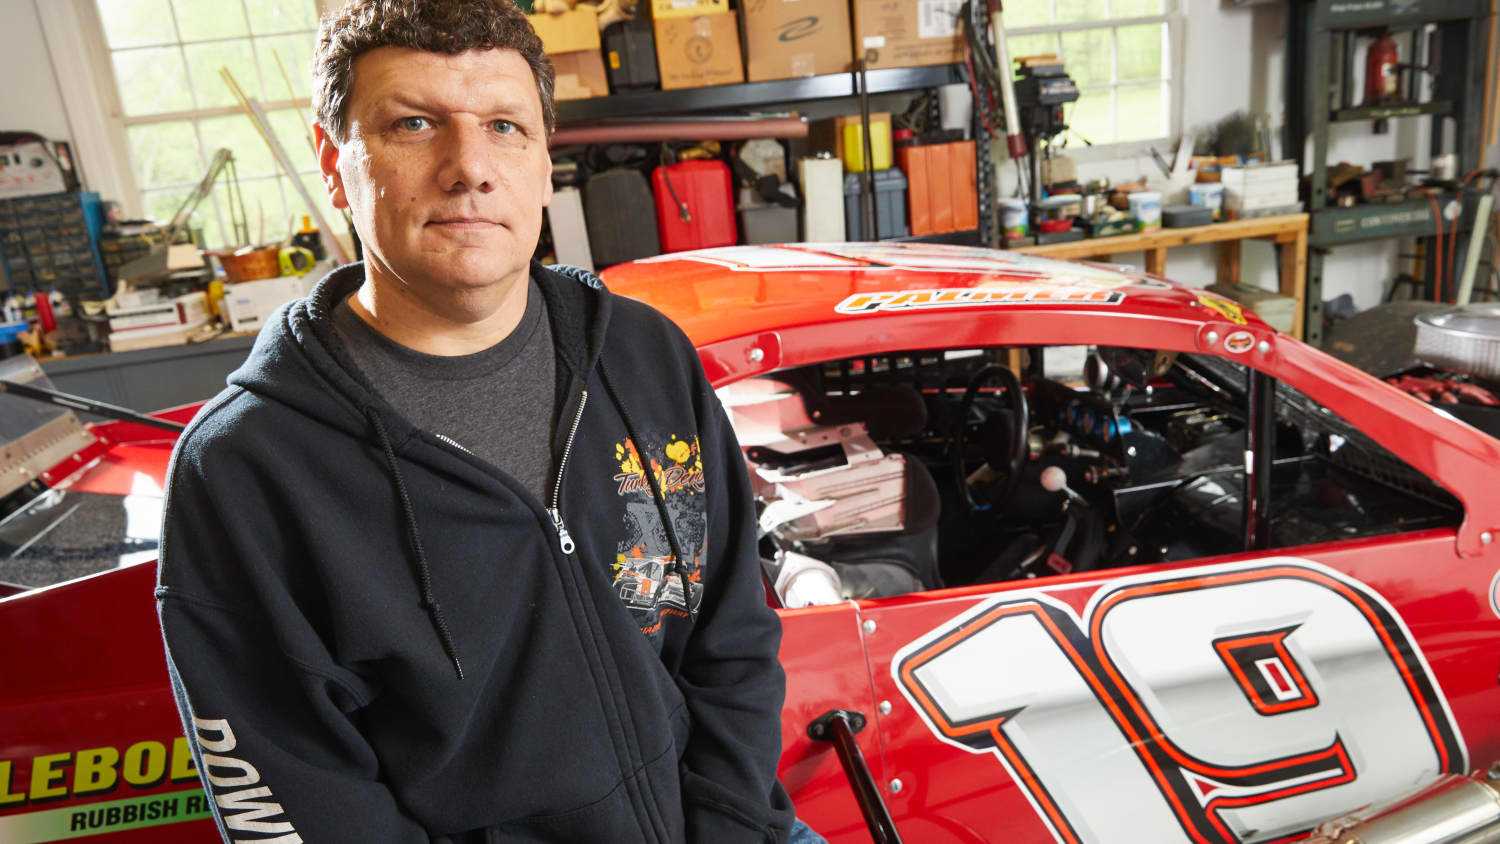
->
[1115,82,1166,141]
[1118,23,1165,81]
[142,186,219,246]
[255,34,318,100]
[1060,28,1111,87]
[1066,88,1114,145]
[1007,33,1059,69]
[1111,0,1166,15]
[127,121,203,189]
[267,109,318,171]
[1057,0,1108,24]
[1002,4,1051,28]
[244,0,317,35]
[96,0,176,48]
[185,40,261,109]
[229,177,289,246]
[172,0,249,40]
[113,48,194,116]
[198,115,278,178]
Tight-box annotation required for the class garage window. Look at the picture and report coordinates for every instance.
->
[80,0,337,248]
[1002,1,1184,150]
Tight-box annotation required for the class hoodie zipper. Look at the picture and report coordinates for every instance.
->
[547,390,588,555]
[434,432,472,455]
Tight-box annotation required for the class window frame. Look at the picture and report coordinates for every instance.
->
[1003,3,1187,164]
[42,0,327,247]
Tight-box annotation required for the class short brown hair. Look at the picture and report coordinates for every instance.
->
[314,0,556,142]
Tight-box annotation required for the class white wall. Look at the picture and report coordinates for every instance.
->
[0,0,74,144]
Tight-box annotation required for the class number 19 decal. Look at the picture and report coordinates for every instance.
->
[893,559,1465,844]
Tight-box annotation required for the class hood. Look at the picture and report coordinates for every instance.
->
[221,259,614,679]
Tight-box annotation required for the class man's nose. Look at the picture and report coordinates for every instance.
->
[435,121,498,193]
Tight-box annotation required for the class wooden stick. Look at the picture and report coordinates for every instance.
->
[219,67,351,263]
[272,49,318,156]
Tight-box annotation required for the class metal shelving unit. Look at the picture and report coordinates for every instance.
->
[556,65,965,123]
[1284,0,1490,346]
[554,52,992,247]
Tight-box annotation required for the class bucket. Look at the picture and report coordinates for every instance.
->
[213,246,281,283]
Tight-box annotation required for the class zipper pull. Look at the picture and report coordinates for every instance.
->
[548,507,576,555]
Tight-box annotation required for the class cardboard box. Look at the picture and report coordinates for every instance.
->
[551,49,609,100]
[851,0,964,71]
[741,0,852,81]
[527,6,600,54]
[652,0,728,20]
[654,13,744,90]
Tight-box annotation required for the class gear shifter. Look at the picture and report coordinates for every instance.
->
[1040,465,1087,507]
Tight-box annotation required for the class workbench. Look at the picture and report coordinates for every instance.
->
[1012,212,1309,339]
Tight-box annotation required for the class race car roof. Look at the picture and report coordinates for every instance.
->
[600,243,1273,348]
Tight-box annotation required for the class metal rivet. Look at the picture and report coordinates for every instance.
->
[747,347,765,363]
[1483,531,1494,545]
[1127,446,1137,457]
[889,778,904,794]
[1258,340,1271,355]
[879,700,892,715]
[1205,330,1220,345]
[862,619,877,634]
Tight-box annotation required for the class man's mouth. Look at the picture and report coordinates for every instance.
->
[427,217,500,228]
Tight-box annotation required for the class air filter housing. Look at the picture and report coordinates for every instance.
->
[1414,304,1500,377]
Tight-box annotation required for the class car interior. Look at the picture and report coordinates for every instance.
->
[729,345,1464,607]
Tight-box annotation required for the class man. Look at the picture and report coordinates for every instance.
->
[155,1,794,841]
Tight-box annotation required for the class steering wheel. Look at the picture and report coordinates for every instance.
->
[951,364,1030,512]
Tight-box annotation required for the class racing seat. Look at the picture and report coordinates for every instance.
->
[750,379,943,600]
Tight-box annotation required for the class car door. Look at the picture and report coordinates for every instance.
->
[832,341,1500,844]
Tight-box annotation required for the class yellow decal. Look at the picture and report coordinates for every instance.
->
[1197,293,1248,325]
[1,738,199,805]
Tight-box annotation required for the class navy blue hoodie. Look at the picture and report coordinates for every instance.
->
[156,262,793,842]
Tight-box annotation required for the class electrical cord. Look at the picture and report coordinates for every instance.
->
[1412,185,1445,302]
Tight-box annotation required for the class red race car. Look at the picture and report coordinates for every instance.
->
[3,243,1499,843]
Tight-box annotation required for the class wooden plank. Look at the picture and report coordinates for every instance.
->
[1280,225,1308,340]
[1013,213,1309,261]
[1216,241,1242,286]
[1145,246,1168,276]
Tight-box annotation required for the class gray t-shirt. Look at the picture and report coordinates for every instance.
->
[332,278,557,501]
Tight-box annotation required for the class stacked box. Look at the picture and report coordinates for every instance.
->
[0,192,109,298]
[1221,162,1300,216]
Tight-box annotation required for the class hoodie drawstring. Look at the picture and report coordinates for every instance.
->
[365,406,466,680]
[599,361,698,622]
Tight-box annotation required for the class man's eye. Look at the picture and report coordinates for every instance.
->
[491,120,517,134]
[397,117,430,131]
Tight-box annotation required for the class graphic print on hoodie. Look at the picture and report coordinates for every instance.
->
[611,433,707,634]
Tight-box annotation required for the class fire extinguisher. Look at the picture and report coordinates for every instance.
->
[1364,30,1401,105]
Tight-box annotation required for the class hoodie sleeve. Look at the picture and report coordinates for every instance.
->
[156,418,432,844]
[676,366,796,843]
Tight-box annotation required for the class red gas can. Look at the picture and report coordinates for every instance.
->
[652,159,737,253]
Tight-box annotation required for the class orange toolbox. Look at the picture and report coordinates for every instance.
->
[896,140,978,237]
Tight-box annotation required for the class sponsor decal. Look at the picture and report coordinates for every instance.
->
[1197,294,1249,325]
[836,287,1124,315]
[892,558,1465,844]
[1224,331,1256,354]
[0,737,209,842]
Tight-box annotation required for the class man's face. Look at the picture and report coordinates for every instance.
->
[317,46,552,315]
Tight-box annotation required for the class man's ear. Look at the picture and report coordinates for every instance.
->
[541,153,554,208]
[314,124,348,210]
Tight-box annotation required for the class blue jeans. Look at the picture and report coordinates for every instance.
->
[789,818,828,844]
